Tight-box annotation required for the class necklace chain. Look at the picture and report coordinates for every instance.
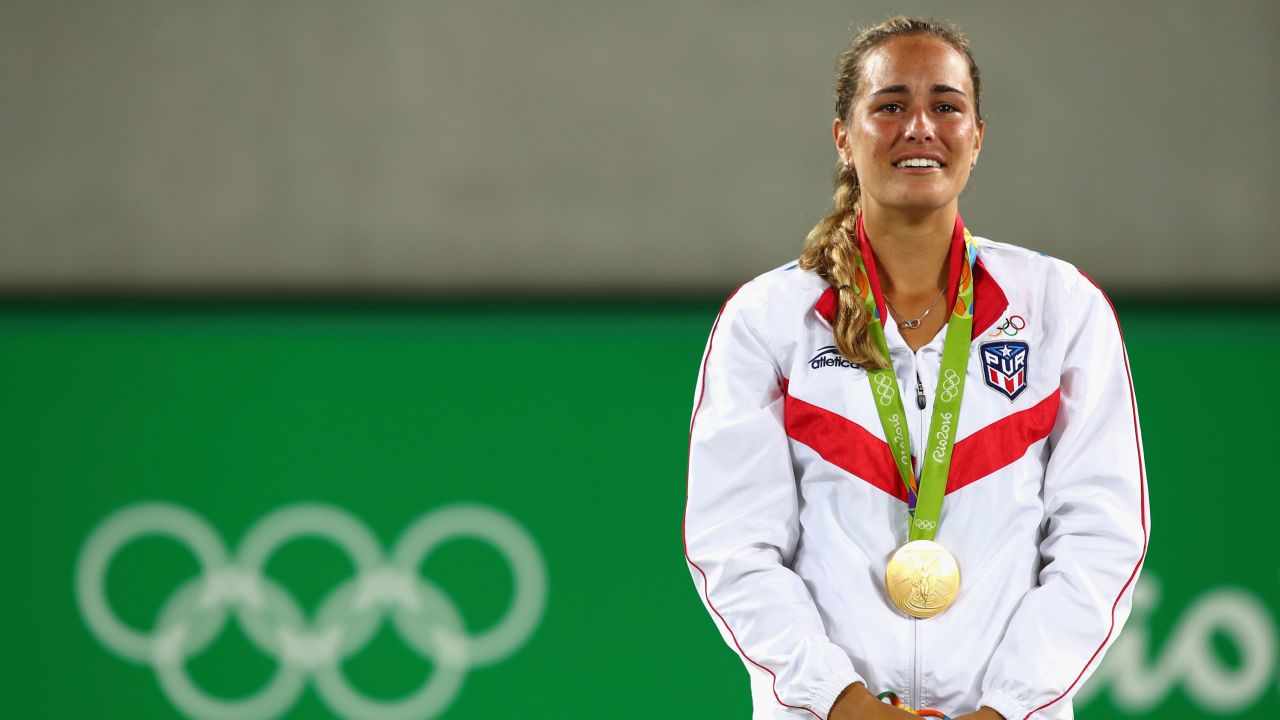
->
[884,287,946,330]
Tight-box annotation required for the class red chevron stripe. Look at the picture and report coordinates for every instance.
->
[783,385,911,502]
[947,389,1062,493]
[783,383,1061,500]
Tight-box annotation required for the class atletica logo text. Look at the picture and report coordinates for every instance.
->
[809,346,858,370]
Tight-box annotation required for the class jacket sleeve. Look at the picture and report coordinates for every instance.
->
[684,286,862,719]
[978,275,1151,720]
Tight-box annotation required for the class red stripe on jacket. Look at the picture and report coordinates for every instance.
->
[684,288,827,720]
[948,389,1061,493]
[783,384,1060,499]
[783,380,912,502]
[1023,273,1148,720]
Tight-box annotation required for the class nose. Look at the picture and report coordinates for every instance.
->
[905,107,934,142]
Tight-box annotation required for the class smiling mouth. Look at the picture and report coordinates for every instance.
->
[894,158,943,169]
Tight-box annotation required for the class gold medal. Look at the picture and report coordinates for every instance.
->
[885,540,960,618]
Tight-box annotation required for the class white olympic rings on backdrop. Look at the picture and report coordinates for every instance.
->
[75,502,547,720]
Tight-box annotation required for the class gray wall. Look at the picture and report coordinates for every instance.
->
[3,1,1277,294]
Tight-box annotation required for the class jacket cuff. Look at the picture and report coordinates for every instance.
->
[812,671,865,720]
[978,689,1029,720]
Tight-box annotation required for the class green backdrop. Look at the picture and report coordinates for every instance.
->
[1,300,1276,719]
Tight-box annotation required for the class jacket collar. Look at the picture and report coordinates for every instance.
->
[813,212,1007,339]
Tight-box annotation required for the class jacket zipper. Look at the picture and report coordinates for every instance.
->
[911,358,921,707]
[912,619,922,710]
[911,361,926,711]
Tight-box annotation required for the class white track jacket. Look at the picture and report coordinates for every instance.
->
[684,231,1149,720]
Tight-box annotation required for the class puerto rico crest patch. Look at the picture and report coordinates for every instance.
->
[980,341,1029,401]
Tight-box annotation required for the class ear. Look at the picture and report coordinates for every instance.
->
[832,118,851,167]
[972,118,985,164]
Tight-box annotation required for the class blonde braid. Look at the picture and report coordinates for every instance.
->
[799,163,888,369]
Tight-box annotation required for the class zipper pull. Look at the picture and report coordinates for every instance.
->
[915,372,926,410]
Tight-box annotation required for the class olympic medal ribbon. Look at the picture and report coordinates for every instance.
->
[850,213,977,542]
[909,239,973,542]
[854,215,976,617]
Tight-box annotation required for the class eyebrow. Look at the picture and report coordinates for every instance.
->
[871,84,967,97]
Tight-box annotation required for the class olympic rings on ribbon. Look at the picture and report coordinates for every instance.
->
[987,315,1026,337]
[75,502,547,720]
[874,374,897,406]
[938,369,962,403]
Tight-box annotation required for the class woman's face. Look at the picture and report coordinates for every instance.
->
[834,35,984,216]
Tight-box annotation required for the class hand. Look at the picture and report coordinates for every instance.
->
[953,708,1005,720]
[829,683,918,720]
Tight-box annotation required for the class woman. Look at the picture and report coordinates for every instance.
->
[684,17,1148,720]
